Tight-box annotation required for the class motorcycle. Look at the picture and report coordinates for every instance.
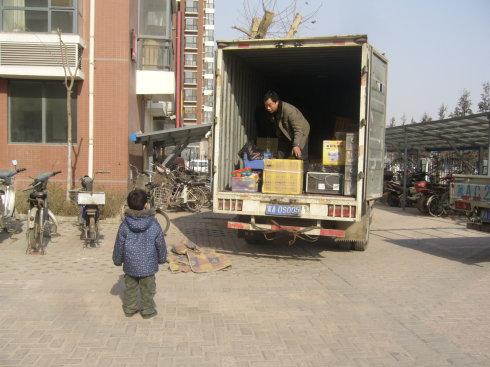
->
[71,172,108,247]
[0,160,26,233]
[25,171,61,255]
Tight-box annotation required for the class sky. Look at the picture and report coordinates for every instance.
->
[214,0,490,124]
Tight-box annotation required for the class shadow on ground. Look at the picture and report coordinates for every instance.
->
[171,211,349,262]
[381,236,490,265]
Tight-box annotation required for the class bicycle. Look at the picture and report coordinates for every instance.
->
[152,167,206,213]
[25,171,61,255]
[120,164,171,234]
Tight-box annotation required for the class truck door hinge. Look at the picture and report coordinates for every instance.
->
[360,118,367,127]
[358,171,365,179]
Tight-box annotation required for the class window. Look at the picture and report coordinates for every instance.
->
[9,80,77,143]
[184,70,197,85]
[204,94,214,107]
[185,0,198,13]
[1,0,79,33]
[206,0,214,8]
[138,38,172,70]
[183,88,197,102]
[203,78,214,91]
[183,106,196,120]
[139,0,170,38]
[204,29,214,42]
[204,61,214,75]
[204,12,214,25]
[204,111,214,123]
[185,35,197,49]
[184,53,197,67]
[205,46,214,58]
[185,17,197,31]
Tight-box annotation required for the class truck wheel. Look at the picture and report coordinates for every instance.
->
[240,230,265,245]
[352,204,372,251]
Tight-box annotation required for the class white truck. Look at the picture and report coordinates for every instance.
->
[450,174,490,230]
[212,35,388,250]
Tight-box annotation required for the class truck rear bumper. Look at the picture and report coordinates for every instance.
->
[227,221,346,238]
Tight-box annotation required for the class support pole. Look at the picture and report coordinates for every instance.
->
[487,114,490,176]
[402,125,408,210]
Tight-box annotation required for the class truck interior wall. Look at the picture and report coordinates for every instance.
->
[218,46,363,192]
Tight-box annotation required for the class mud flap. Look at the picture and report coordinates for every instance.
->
[334,202,372,251]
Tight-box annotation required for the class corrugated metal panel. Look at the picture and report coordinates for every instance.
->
[0,42,78,68]
[385,113,489,151]
[365,48,388,200]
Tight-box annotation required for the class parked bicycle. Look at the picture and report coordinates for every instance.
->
[153,166,206,213]
[25,171,61,255]
[0,160,26,233]
[71,171,109,247]
[120,164,171,234]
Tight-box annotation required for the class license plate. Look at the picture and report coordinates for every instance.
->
[481,209,490,223]
[265,204,301,217]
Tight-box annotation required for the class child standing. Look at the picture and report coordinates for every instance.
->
[113,189,167,318]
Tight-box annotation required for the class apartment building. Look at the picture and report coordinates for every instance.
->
[181,0,214,126]
[0,0,177,190]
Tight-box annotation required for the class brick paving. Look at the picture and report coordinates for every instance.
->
[0,205,489,366]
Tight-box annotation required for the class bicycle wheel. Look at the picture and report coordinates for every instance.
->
[427,195,444,217]
[155,208,171,234]
[200,186,212,208]
[185,187,205,212]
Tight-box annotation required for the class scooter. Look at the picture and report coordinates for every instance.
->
[0,160,26,233]
[25,171,61,254]
[71,172,108,247]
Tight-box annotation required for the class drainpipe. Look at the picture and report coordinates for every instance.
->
[175,7,182,128]
[88,0,95,177]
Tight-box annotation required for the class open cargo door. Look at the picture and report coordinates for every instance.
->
[365,47,388,200]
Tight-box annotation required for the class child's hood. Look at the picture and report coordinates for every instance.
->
[124,208,156,233]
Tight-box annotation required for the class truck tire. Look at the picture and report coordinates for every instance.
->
[335,203,371,251]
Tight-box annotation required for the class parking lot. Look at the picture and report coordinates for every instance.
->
[0,204,489,367]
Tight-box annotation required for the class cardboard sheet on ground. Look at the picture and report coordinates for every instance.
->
[167,241,231,273]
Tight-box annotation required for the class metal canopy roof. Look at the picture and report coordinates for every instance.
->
[135,123,212,147]
[385,113,490,152]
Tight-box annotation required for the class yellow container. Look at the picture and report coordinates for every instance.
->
[322,140,345,166]
[262,159,304,195]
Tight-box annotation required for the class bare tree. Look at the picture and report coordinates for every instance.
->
[400,114,407,126]
[453,89,473,117]
[438,103,448,120]
[388,117,396,127]
[410,117,416,124]
[478,81,490,112]
[57,29,79,201]
[233,0,323,39]
[420,112,432,123]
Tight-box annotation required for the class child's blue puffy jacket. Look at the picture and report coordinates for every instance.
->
[113,208,167,277]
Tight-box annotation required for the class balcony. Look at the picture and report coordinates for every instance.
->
[0,33,84,79]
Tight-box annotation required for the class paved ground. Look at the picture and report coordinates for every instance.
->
[0,204,489,367]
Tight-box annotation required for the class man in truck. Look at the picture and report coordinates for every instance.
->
[263,90,310,161]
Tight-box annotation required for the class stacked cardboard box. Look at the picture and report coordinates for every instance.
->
[262,159,303,195]
[343,133,358,195]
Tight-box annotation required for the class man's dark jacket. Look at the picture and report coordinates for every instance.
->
[268,101,310,149]
[113,208,167,277]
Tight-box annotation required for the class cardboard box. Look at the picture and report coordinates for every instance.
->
[322,140,345,166]
[343,165,357,195]
[231,175,259,193]
[306,172,342,194]
[262,159,303,195]
[256,137,278,155]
